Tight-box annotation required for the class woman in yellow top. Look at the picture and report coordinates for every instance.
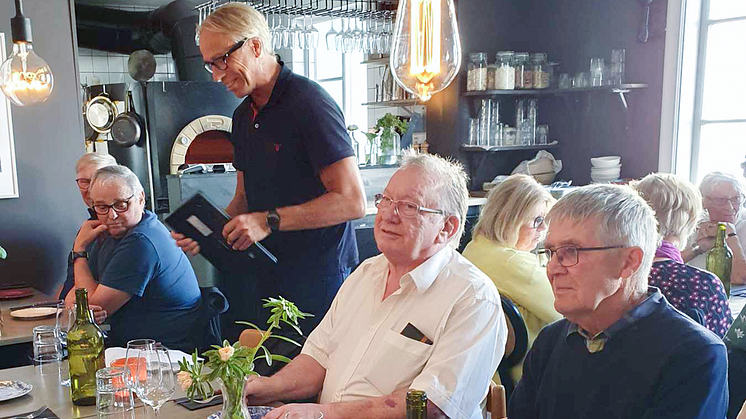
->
[462,174,562,383]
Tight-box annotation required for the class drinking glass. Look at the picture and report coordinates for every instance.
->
[33,325,62,375]
[590,58,604,87]
[558,73,571,89]
[304,14,319,49]
[325,17,338,50]
[573,72,589,88]
[291,11,305,50]
[122,339,154,392]
[56,302,75,385]
[335,18,346,52]
[133,344,176,418]
[352,17,364,52]
[96,367,135,419]
[343,17,355,52]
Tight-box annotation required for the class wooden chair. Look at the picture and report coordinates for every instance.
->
[486,380,507,419]
[497,295,529,400]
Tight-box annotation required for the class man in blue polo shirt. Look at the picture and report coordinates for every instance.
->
[172,3,366,350]
[508,185,728,419]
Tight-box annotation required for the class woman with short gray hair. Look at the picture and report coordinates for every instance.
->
[633,173,732,337]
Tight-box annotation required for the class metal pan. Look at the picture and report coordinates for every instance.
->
[110,90,144,148]
[85,92,117,134]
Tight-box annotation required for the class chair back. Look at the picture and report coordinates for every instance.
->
[485,381,507,419]
[197,286,229,352]
[497,295,529,400]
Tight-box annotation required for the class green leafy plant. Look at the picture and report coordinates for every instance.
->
[363,113,409,153]
[0,244,6,259]
[177,296,311,419]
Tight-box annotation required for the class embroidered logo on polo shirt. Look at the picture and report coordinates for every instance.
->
[274,143,281,152]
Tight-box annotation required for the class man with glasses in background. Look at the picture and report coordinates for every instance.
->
[508,184,728,419]
[240,153,506,419]
[172,2,365,354]
[66,165,201,351]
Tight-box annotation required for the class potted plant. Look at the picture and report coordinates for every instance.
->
[177,296,311,419]
[363,113,409,165]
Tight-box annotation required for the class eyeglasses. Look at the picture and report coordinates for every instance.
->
[76,178,91,190]
[706,195,744,207]
[537,245,626,267]
[92,194,135,215]
[532,215,546,229]
[374,194,445,218]
[204,38,248,73]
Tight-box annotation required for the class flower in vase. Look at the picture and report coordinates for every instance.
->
[177,371,193,390]
[218,345,235,361]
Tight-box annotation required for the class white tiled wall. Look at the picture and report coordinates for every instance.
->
[76,4,179,86]
[365,63,426,129]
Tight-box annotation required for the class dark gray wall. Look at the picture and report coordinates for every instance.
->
[427,0,668,188]
[0,0,88,294]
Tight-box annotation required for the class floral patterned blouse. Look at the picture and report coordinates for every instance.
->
[649,260,733,337]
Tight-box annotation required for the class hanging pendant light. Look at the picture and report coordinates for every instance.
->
[0,0,54,107]
[390,0,461,102]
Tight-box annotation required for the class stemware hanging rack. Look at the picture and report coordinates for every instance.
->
[195,0,398,24]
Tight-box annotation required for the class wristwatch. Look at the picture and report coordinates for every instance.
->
[690,242,702,256]
[266,209,281,233]
[70,251,89,262]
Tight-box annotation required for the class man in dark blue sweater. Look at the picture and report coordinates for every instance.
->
[509,184,729,419]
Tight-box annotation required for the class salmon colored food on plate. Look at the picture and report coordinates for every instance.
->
[111,357,148,381]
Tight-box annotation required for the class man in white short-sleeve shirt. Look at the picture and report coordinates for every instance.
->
[244,152,507,419]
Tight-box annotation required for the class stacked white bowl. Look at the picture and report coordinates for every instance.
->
[590,156,621,183]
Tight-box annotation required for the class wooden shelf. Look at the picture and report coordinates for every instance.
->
[460,141,559,152]
[361,56,390,66]
[462,83,648,97]
[362,99,419,108]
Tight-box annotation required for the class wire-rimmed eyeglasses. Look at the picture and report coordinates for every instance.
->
[76,178,91,190]
[374,194,445,218]
[204,38,248,73]
[91,194,135,215]
[705,195,744,208]
[537,245,626,267]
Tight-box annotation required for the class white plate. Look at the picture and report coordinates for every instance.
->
[0,380,33,401]
[10,307,59,319]
[206,407,273,419]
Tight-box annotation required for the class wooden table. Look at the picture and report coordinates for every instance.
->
[0,364,220,419]
[0,290,59,347]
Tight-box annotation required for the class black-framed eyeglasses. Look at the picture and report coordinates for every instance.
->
[706,195,744,207]
[76,178,91,190]
[537,245,626,267]
[374,194,445,218]
[92,194,135,215]
[204,38,248,73]
[532,215,546,229]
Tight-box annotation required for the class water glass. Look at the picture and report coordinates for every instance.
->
[468,118,480,146]
[573,72,589,88]
[96,367,135,419]
[590,58,604,87]
[33,325,62,375]
[558,73,571,89]
[537,125,549,145]
[610,48,626,85]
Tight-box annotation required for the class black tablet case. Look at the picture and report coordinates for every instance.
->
[165,192,277,271]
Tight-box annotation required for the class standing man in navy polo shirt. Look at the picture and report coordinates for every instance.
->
[172,3,366,352]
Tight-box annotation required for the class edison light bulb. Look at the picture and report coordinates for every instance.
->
[390,0,461,102]
[0,42,54,107]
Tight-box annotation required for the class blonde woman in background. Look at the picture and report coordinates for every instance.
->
[462,174,561,383]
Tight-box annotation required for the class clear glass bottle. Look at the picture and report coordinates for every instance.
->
[467,52,488,91]
[514,52,531,89]
[527,99,538,145]
[68,288,106,406]
[706,223,733,296]
[406,390,427,419]
[530,53,549,89]
[494,51,515,90]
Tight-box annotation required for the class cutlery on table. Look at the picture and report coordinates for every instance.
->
[9,301,62,312]
[8,405,48,419]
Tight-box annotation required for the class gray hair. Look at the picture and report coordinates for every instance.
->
[632,173,702,250]
[198,3,274,56]
[546,184,660,289]
[399,150,469,248]
[75,152,117,173]
[474,174,555,248]
[90,165,144,196]
[699,171,746,201]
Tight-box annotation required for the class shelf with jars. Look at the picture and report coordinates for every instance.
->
[461,141,559,153]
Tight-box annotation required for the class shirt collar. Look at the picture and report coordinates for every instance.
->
[404,246,455,292]
[566,287,664,340]
[256,60,291,110]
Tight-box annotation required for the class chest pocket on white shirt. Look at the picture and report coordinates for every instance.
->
[363,329,433,394]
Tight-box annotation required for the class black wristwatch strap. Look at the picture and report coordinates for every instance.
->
[267,209,281,233]
[70,251,89,262]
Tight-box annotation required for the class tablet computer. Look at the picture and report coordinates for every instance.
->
[165,192,277,271]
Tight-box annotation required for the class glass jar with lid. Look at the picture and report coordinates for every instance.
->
[493,51,515,90]
[467,52,488,91]
[530,53,549,89]
[514,52,532,89]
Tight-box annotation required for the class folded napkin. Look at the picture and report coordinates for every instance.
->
[1,407,60,419]
[174,395,223,411]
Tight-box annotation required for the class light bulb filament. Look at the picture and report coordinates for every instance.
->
[410,0,441,101]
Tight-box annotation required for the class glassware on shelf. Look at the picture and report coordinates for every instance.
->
[590,58,605,87]
[527,99,538,146]
[514,52,532,89]
[467,53,488,91]
[573,72,589,88]
[493,51,515,90]
[610,48,626,85]
[503,127,517,146]
[537,124,549,145]
[530,53,549,89]
[478,99,492,147]
[558,73,571,89]
[469,118,480,146]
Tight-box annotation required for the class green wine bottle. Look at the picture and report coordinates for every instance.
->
[406,389,427,419]
[706,222,733,297]
[68,288,105,406]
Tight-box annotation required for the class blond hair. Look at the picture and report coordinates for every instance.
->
[632,173,702,249]
[75,152,117,174]
[473,174,554,248]
[198,3,274,55]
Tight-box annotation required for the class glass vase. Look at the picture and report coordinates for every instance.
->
[218,376,249,419]
[378,127,400,165]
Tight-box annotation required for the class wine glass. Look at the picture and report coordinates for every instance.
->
[123,339,154,392]
[325,17,338,50]
[304,14,319,49]
[291,10,305,50]
[352,16,364,52]
[335,18,346,52]
[134,344,176,418]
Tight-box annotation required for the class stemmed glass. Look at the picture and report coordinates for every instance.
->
[291,10,305,50]
[123,339,154,393]
[304,13,319,49]
[342,17,355,52]
[325,17,337,50]
[352,16,364,52]
[133,344,176,418]
[275,13,288,50]
[335,18,346,52]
